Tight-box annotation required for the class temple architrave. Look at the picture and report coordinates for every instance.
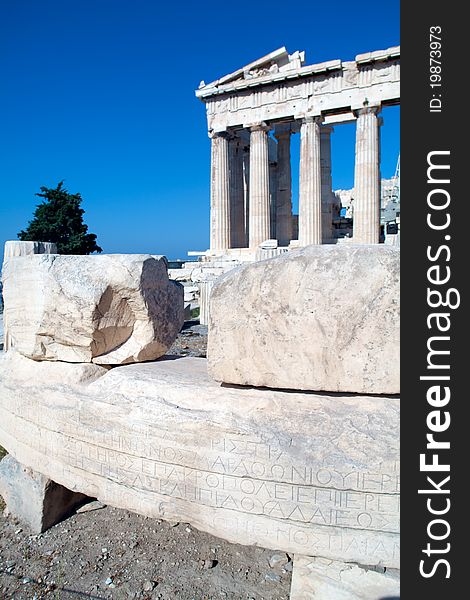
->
[195,46,400,257]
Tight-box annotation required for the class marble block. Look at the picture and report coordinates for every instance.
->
[1,254,184,364]
[207,245,400,394]
[0,353,399,568]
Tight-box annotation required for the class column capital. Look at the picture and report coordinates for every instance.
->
[208,129,230,140]
[303,115,324,125]
[354,104,381,118]
[247,122,272,133]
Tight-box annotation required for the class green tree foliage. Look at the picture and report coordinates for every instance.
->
[18,181,102,254]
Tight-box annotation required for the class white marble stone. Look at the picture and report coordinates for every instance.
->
[208,245,400,394]
[1,350,108,385]
[0,454,88,534]
[210,132,231,252]
[2,254,184,364]
[290,555,400,600]
[0,353,400,568]
[2,240,57,351]
[299,117,322,245]
[353,107,382,244]
[4,240,57,258]
[198,280,215,326]
[248,124,271,247]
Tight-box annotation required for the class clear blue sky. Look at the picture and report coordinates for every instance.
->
[0,0,399,260]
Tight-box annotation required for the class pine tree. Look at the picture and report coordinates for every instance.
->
[18,181,102,254]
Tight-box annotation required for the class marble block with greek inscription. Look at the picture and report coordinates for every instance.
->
[0,352,400,568]
[207,245,400,394]
[1,254,184,364]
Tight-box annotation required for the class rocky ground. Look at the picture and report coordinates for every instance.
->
[166,320,208,358]
[0,504,292,600]
[1,320,293,599]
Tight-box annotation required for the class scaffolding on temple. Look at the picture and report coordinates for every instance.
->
[391,154,400,204]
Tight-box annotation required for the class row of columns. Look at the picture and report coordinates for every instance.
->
[210,106,381,251]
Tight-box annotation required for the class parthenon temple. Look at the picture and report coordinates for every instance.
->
[196,45,400,254]
[1,40,401,600]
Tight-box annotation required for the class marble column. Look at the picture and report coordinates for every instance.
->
[268,137,278,240]
[249,123,271,248]
[198,280,215,326]
[274,126,293,246]
[228,136,245,248]
[299,116,322,245]
[242,147,250,247]
[209,132,231,252]
[353,106,382,244]
[320,125,334,243]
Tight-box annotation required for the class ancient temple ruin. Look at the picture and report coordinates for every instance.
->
[0,45,401,600]
[0,240,400,599]
[196,46,400,254]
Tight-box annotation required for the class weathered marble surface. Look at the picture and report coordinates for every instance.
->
[2,254,184,364]
[0,454,88,533]
[208,245,400,394]
[0,353,400,568]
[2,240,58,352]
[3,240,57,258]
[2,350,108,385]
[290,555,400,600]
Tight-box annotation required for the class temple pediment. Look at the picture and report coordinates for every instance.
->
[196,46,400,105]
[198,47,305,92]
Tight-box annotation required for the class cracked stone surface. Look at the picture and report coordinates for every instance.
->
[0,353,400,568]
[290,555,400,599]
[1,254,184,364]
[208,244,400,394]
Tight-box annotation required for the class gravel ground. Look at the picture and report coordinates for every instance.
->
[1,320,293,599]
[0,505,292,600]
[166,320,208,358]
